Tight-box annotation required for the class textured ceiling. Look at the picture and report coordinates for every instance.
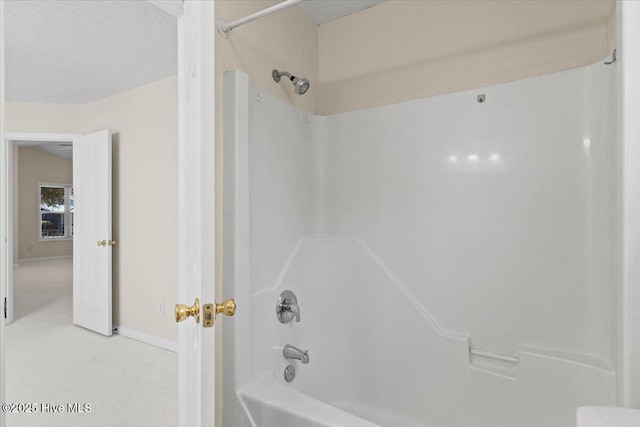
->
[297,0,387,25]
[5,0,177,104]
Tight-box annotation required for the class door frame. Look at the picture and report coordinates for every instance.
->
[2,132,80,326]
[176,1,217,425]
[619,0,640,409]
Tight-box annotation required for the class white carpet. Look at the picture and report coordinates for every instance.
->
[6,258,178,427]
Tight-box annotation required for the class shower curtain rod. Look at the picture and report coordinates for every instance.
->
[217,0,304,38]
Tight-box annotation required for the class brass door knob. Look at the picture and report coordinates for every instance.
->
[216,299,236,316]
[109,240,116,246]
[97,240,107,247]
[203,298,236,328]
[175,298,200,323]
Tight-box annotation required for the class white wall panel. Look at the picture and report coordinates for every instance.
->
[322,63,617,363]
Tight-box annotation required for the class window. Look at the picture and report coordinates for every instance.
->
[39,183,73,241]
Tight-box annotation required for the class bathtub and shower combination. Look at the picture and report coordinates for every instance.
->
[221,57,619,427]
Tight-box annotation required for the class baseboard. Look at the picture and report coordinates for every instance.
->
[113,326,178,353]
[19,255,72,263]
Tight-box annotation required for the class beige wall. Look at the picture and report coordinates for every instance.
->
[318,0,616,114]
[7,103,84,133]
[16,147,73,261]
[6,76,178,342]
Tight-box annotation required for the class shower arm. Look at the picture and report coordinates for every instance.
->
[273,70,293,82]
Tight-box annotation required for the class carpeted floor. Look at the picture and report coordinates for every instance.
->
[6,258,178,427]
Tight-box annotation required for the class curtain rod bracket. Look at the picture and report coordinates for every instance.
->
[217,19,230,39]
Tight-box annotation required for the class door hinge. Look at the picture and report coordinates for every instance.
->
[4,297,7,319]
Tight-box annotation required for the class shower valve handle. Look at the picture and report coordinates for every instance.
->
[277,290,300,324]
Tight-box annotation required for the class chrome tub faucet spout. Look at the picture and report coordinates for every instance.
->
[283,344,309,364]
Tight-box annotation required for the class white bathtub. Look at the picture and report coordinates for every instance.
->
[238,374,381,427]
[223,62,618,427]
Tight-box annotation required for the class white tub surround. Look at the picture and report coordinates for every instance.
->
[223,61,618,427]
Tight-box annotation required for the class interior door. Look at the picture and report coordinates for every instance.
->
[177,1,217,425]
[72,129,113,336]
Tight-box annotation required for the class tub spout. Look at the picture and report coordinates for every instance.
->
[283,344,309,364]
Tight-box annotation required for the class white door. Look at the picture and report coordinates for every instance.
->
[177,1,217,425]
[72,129,113,336]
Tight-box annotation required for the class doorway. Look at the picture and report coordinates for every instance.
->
[1,2,219,426]
[5,133,79,325]
[2,1,181,425]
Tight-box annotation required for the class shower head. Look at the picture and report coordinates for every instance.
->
[292,77,310,95]
[273,69,310,95]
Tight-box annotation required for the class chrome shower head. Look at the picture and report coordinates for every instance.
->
[273,69,310,95]
[292,77,310,95]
